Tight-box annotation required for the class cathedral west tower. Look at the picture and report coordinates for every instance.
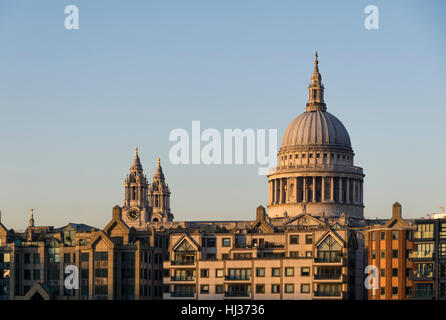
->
[122,148,152,228]
[267,53,365,218]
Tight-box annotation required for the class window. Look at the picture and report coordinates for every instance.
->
[216,285,224,294]
[206,238,216,247]
[392,231,399,240]
[256,284,265,294]
[272,268,280,277]
[380,250,385,258]
[392,269,398,277]
[285,267,294,277]
[200,285,209,294]
[200,269,209,278]
[24,269,31,280]
[272,284,280,294]
[216,269,223,278]
[290,251,299,258]
[440,224,446,239]
[440,243,446,258]
[371,232,376,241]
[301,267,310,276]
[380,269,385,277]
[392,250,398,258]
[33,269,40,280]
[285,284,294,293]
[33,253,40,264]
[256,268,265,277]
[371,250,376,259]
[301,284,310,293]
[380,287,385,295]
[64,253,71,263]
[380,232,385,240]
[392,287,398,295]
[289,235,299,244]
[222,238,231,247]
[305,251,312,258]
[305,235,313,244]
[24,254,30,264]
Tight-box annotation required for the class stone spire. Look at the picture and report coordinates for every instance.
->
[306,52,326,112]
[130,147,143,173]
[29,209,35,227]
[153,157,165,181]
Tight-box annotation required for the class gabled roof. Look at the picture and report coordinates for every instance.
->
[24,282,52,300]
[315,229,346,248]
[171,234,200,252]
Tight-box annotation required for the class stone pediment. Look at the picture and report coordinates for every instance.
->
[285,213,325,228]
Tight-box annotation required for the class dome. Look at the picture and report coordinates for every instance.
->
[281,110,352,150]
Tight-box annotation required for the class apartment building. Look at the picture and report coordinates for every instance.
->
[409,209,446,299]
[364,202,414,300]
[163,206,364,300]
[0,206,168,300]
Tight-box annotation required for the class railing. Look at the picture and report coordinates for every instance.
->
[413,231,434,240]
[314,291,342,297]
[171,292,195,297]
[408,271,433,281]
[171,276,195,281]
[314,274,342,280]
[414,290,434,299]
[171,260,196,265]
[408,251,434,260]
[314,256,343,263]
[225,275,251,281]
[224,291,250,297]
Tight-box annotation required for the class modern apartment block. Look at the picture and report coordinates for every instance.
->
[0,206,168,300]
[408,209,446,299]
[364,203,414,300]
[163,206,365,300]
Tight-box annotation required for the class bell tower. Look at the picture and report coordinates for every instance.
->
[148,158,173,222]
[122,148,151,228]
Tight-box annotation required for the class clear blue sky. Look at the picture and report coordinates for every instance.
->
[0,0,445,230]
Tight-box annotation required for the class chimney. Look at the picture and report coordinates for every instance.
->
[392,202,402,219]
[256,205,266,222]
[112,205,122,220]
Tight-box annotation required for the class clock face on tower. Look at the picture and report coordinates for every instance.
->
[127,207,140,221]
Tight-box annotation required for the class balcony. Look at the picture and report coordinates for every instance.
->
[314,274,344,281]
[170,292,196,298]
[314,291,342,297]
[413,231,434,240]
[171,260,196,266]
[408,251,434,260]
[314,255,345,264]
[170,276,195,282]
[408,271,433,281]
[225,275,251,281]
[224,291,250,298]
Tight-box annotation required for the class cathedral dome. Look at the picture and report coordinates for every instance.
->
[280,110,352,151]
[280,52,351,152]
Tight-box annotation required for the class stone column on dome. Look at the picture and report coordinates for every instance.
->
[303,177,307,202]
[346,178,350,204]
[339,177,343,203]
[312,176,316,202]
[279,178,283,204]
[295,177,299,202]
[321,176,325,202]
[330,177,334,202]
